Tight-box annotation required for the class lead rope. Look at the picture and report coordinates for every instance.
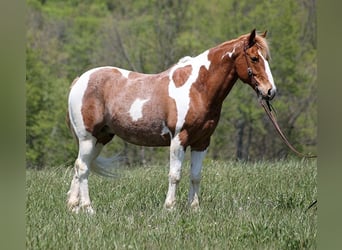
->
[262,98,318,212]
[243,42,316,158]
[244,40,317,211]
[261,99,318,211]
[259,99,317,159]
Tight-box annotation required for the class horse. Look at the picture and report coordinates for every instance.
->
[66,29,276,214]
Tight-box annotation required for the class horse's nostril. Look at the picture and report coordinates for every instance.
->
[266,88,276,100]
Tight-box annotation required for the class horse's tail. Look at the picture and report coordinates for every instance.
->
[65,109,79,147]
[66,77,80,148]
[66,111,122,178]
[67,76,123,178]
[91,155,124,178]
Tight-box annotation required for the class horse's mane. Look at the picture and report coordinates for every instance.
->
[255,35,271,60]
[220,32,271,61]
[236,32,271,60]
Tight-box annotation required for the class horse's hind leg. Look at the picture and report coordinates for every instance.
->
[67,135,102,214]
[67,166,80,211]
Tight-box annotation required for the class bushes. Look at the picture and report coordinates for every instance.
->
[26,0,317,168]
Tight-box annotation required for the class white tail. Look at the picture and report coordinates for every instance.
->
[90,155,124,178]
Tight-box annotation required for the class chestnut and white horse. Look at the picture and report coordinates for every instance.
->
[67,29,276,213]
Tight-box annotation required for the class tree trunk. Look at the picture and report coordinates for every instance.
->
[236,120,245,161]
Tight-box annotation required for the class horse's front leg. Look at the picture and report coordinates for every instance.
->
[164,136,185,210]
[188,150,207,210]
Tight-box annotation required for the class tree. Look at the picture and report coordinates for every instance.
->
[26,0,317,168]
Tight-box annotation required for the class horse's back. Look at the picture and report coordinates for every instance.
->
[68,66,173,146]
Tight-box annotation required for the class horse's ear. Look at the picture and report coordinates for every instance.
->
[261,30,268,38]
[248,29,256,48]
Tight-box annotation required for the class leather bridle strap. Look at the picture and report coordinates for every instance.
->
[243,45,259,91]
[259,99,317,158]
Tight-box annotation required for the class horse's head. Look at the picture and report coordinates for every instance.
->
[235,29,276,100]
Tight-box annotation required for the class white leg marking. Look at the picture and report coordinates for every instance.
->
[164,135,185,210]
[67,165,81,209]
[67,134,102,214]
[128,98,149,121]
[168,50,211,133]
[258,50,276,91]
[189,150,207,210]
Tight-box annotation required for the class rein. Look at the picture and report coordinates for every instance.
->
[243,43,316,159]
[259,99,316,158]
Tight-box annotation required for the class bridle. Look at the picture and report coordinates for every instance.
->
[243,42,317,159]
[243,43,259,93]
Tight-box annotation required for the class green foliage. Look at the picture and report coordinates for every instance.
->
[26,160,317,249]
[26,0,317,167]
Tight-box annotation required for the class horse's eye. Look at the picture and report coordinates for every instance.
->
[251,56,259,62]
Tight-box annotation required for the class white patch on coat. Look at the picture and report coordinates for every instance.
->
[258,50,276,91]
[178,56,193,63]
[222,46,236,59]
[168,50,211,133]
[129,98,149,121]
[68,66,113,138]
[161,121,173,139]
[117,68,131,78]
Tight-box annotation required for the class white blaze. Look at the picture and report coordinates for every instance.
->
[168,50,211,134]
[129,98,149,121]
[258,51,276,91]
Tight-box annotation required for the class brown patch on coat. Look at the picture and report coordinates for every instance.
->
[81,69,117,143]
[172,65,192,87]
[79,68,177,146]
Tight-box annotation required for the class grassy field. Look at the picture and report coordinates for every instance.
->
[26,159,317,249]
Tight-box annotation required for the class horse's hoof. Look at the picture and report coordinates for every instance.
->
[68,205,80,214]
[83,205,95,215]
[189,200,200,211]
[163,202,176,211]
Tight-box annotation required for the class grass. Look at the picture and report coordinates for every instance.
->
[26,159,317,249]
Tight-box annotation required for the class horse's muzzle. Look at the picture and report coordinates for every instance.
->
[266,88,276,100]
[257,87,276,100]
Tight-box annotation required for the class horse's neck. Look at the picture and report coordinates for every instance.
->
[208,71,237,108]
[204,51,239,107]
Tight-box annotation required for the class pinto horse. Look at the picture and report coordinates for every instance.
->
[67,29,276,213]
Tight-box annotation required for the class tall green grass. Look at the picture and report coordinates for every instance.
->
[26,159,317,249]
